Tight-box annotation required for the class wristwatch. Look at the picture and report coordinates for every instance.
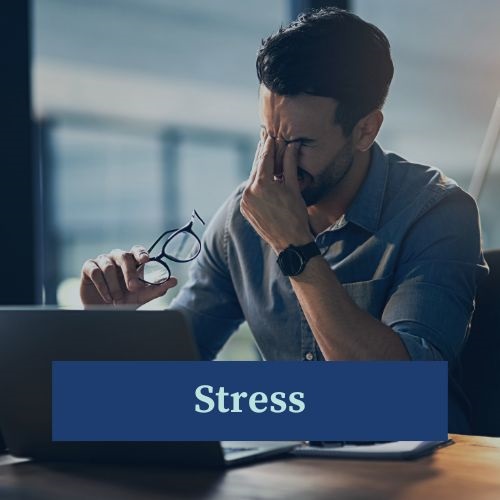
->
[277,241,320,277]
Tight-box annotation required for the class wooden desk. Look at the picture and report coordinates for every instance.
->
[1,435,500,499]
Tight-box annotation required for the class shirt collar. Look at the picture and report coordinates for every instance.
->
[344,141,388,234]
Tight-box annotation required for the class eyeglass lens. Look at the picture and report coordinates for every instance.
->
[139,259,170,285]
[164,231,201,261]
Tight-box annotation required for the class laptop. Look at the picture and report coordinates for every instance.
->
[0,307,298,467]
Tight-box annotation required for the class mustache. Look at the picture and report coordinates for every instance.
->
[297,166,313,180]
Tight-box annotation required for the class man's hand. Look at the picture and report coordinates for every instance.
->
[240,134,313,254]
[80,246,177,308]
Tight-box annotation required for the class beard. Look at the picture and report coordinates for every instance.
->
[298,137,355,207]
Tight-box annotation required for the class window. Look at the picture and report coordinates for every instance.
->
[354,0,500,246]
[34,0,288,358]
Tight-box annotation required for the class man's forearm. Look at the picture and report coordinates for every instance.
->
[289,255,410,361]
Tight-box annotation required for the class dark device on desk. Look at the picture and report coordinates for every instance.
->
[0,308,297,467]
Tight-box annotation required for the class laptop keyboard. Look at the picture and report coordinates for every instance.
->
[223,446,257,454]
[224,442,393,453]
[308,441,393,447]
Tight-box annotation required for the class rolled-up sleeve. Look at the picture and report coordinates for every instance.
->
[382,190,489,362]
[169,191,244,360]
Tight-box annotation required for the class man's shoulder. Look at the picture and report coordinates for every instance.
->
[222,181,248,221]
[208,181,254,238]
[381,148,475,228]
[385,149,459,199]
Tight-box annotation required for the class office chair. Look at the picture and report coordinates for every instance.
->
[461,249,500,437]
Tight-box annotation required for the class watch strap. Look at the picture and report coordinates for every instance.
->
[277,241,321,277]
[297,241,321,261]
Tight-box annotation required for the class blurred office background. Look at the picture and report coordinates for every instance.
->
[24,0,500,357]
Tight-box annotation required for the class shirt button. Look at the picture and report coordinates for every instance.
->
[305,352,314,361]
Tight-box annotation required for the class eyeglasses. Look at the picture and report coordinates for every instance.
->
[137,210,205,285]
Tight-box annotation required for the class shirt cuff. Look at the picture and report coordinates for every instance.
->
[398,331,444,361]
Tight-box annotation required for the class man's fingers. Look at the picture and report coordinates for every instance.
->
[110,249,142,292]
[82,259,112,303]
[95,254,126,304]
[274,139,287,178]
[255,135,275,182]
[248,138,264,185]
[283,142,301,193]
[138,277,178,304]
[130,245,150,265]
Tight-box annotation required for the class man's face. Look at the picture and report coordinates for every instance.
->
[259,85,355,206]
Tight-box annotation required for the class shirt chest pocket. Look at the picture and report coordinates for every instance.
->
[341,274,394,319]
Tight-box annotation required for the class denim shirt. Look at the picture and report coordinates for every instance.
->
[170,142,488,433]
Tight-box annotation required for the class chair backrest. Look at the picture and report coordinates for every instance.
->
[461,249,500,436]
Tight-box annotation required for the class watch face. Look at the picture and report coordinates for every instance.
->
[278,247,304,276]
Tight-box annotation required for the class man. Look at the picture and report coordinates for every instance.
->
[80,8,488,433]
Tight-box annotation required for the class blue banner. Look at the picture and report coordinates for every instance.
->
[52,361,448,441]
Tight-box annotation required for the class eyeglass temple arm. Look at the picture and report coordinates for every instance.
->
[192,209,205,225]
[144,211,204,255]
[147,230,175,253]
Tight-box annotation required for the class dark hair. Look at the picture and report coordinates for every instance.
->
[256,7,394,135]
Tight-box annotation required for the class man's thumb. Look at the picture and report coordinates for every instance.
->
[140,277,178,304]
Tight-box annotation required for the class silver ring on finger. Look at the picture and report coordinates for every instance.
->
[273,174,285,183]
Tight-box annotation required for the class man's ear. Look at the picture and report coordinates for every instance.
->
[352,109,384,152]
